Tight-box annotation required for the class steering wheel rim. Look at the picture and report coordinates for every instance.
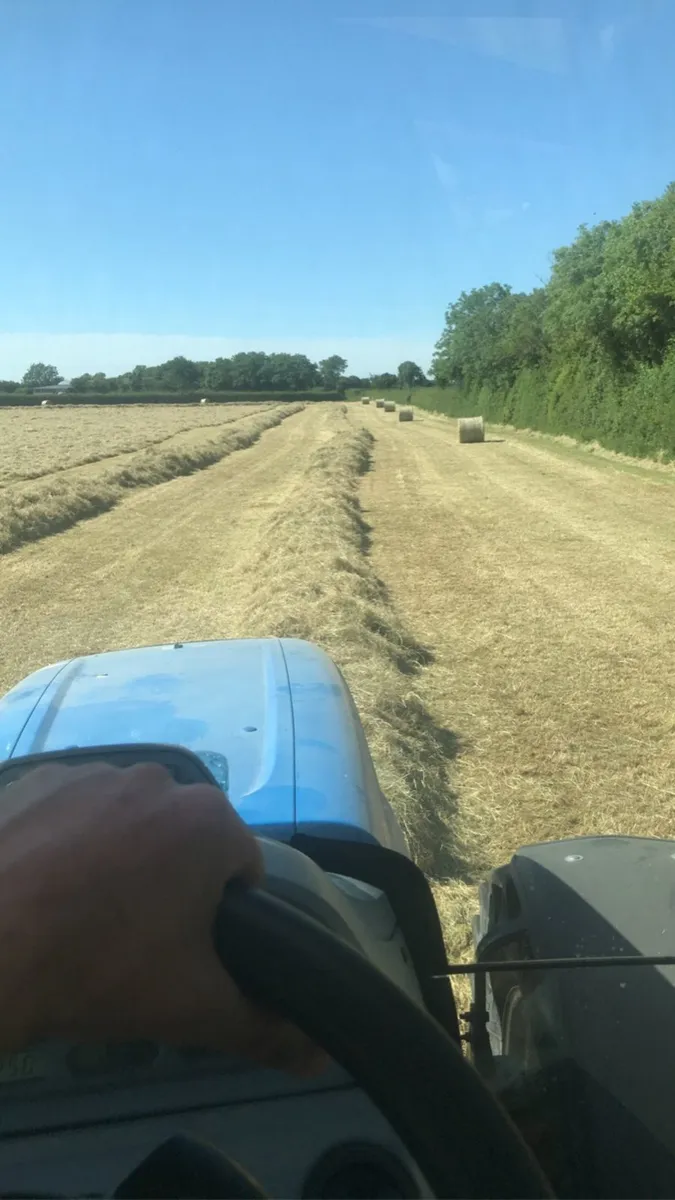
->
[214,883,554,1199]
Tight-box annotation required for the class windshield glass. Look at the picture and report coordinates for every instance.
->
[1,3,674,1195]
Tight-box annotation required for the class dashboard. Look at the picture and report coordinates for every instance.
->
[0,1040,429,1197]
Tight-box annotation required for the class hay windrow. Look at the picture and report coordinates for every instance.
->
[229,410,468,879]
[0,404,303,557]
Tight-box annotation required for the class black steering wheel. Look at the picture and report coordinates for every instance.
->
[208,881,554,1199]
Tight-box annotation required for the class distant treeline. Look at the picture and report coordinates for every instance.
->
[0,391,343,407]
[430,181,675,460]
[0,352,431,397]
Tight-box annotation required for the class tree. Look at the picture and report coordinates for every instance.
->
[544,221,619,364]
[292,354,321,390]
[157,356,201,391]
[371,372,398,389]
[601,184,675,367]
[499,289,549,374]
[193,361,211,389]
[206,352,320,392]
[69,373,112,393]
[397,361,427,388]
[264,353,319,390]
[69,374,93,393]
[89,373,111,393]
[128,365,151,391]
[205,358,234,391]
[432,283,517,388]
[22,362,63,388]
[318,355,348,389]
[229,352,268,390]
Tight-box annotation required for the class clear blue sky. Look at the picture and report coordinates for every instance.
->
[0,0,673,378]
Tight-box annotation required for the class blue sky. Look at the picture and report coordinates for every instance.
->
[0,0,673,379]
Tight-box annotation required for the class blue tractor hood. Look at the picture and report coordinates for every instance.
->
[0,638,408,855]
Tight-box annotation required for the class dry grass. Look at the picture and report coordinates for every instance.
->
[358,405,675,969]
[0,403,270,485]
[506,427,675,473]
[0,404,324,697]
[222,408,468,876]
[0,404,302,556]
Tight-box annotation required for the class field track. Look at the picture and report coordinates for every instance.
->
[2,401,675,959]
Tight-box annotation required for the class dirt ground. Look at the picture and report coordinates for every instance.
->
[2,400,675,958]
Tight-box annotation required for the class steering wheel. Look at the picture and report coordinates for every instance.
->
[204,881,554,1199]
[11,872,553,1200]
[0,750,552,1198]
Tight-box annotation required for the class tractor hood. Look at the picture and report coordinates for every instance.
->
[0,638,407,854]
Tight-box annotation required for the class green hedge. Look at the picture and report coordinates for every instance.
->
[0,390,344,408]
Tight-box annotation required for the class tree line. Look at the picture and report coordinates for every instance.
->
[1,355,429,395]
[431,180,675,458]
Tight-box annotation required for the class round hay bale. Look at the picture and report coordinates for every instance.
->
[398,408,414,422]
[361,398,370,405]
[458,416,485,444]
[375,399,385,409]
[383,400,396,413]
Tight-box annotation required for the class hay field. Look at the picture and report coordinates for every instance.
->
[1,400,674,977]
[0,403,299,556]
[357,405,675,959]
[0,403,270,485]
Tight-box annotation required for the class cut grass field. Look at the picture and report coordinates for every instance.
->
[358,405,675,960]
[0,402,271,484]
[0,403,299,556]
[1,400,674,990]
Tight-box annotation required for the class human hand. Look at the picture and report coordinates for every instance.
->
[0,761,325,1076]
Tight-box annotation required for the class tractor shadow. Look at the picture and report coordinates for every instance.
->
[374,692,472,882]
[363,610,435,673]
